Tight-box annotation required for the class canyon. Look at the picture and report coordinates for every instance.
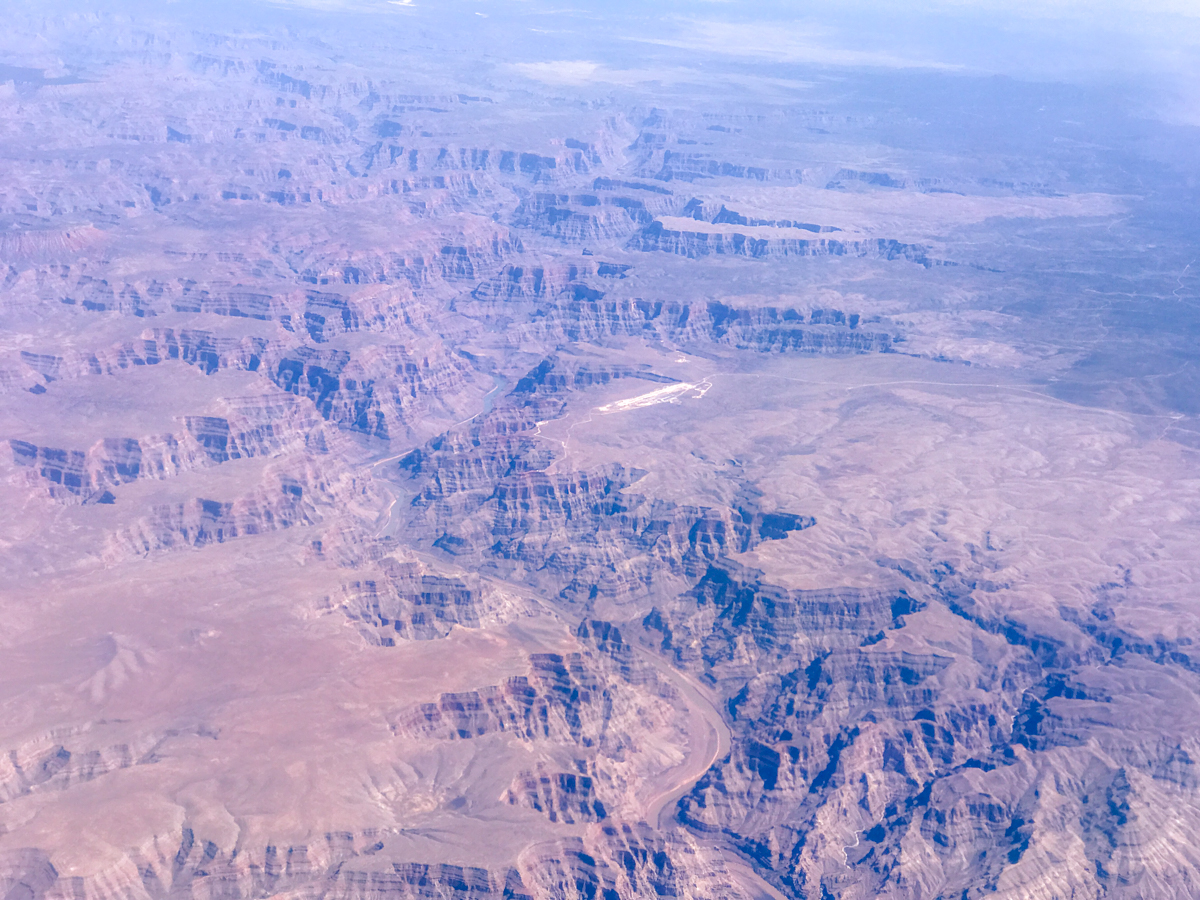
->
[2,2,1200,899]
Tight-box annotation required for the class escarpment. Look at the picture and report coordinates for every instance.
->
[323,864,533,900]
[484,470,815,586]
[631,219,936,266]
[508,357,678,397]
[470,260,628,304]
[0,826,537,900]
[268,343,476,439]
[395,355,676,511]
[293,224,525,290]
[107,483,316,557]
[397,406,558,506]
[10,434,203,502]
[104,456,377,559]
[0,726,166,804]
[8,395,326,503]
[462,288,898,354]
[678,199,844,233]
[671,302,897,354]
[0,225,107,262]
[402,450,815,601]
[182,395,324,463]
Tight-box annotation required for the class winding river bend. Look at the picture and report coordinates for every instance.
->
[359,372,786,894]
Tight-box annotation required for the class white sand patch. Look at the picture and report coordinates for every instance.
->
[597,379,711,413]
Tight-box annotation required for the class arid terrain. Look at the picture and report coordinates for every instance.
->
[3,2,1200,898]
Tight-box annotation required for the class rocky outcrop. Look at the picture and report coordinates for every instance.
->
[0,724,166,804]
[0,827,535,900]
[394,651,620,743]
[333,560,527,642]
[677,199,843,234]
[484,468,813,572]
[389,619,694,828]
[505,766,609,824]
[508,357,677,397]
[630,143,773,183]
[108,483,315,556]
[397,406,556,507]
[10,435,207,502]
[511,190,671,243]
[182,398,321,464]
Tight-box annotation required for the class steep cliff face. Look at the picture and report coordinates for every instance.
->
[0,225,108,263]
[461,294,898,354]
[8,394,325,503]
[293,225,525,290]
[470,261,614,304]
[322,864,533,900]
[394,651,622,743]
[394,355,681,514]
[386,619,694,831]
[628,139,776,184]
[679,199,845,234]
[505,766,609,825]
[0,715,165,805]
[631,219,936,266]
[516,824,762,900]
[10,434,200,502]
[483,468,814,586]
[182,394,324,463]
[388,356,816,602]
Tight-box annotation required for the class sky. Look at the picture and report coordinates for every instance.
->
[369,0,1200,119]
